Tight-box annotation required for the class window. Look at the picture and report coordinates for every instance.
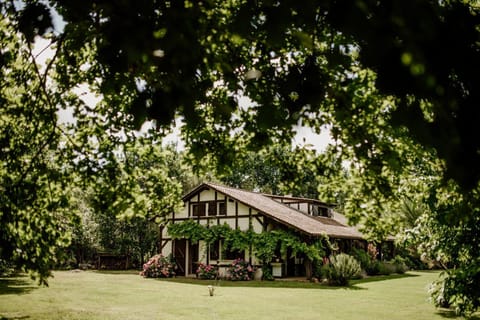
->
[312,205,330,217]
[209,240,244,261]
[223,247,245,260]
[218,201,226,215]
[192,203,206,216]
[208,201,217,216]
[209,240,220,261]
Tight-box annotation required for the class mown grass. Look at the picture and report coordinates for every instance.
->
[0,270,477,320]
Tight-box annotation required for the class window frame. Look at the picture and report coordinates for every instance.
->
[208,201,217,216]
[218,201,227,215]
[192,202,206,216]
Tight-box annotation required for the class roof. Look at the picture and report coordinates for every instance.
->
[263,194,337,208]
[183,182,364,240]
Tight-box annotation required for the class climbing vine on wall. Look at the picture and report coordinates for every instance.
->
[167,220,331,264]
[167,220,208,244]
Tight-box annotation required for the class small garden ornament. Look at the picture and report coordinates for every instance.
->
[207,285,215,296]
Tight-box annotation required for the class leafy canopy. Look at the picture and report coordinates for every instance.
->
[2,0,480,314]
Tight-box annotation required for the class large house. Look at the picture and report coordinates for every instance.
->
[159,182,368,278]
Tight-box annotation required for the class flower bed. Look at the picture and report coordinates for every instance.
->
[227,258,254,281]
[140,254,176,278]
[196,263,218,280]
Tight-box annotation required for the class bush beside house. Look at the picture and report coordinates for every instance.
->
[227,259,255,281]
[196,263,218,280]
[140,254,176,278]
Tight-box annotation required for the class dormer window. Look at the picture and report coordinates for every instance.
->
[312,205,331,217]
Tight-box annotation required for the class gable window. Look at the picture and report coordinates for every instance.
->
[208,201,217,216]
[218,201,226,215]
[192,203,206,216]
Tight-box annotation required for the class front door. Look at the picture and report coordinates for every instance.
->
[188,242,199,275]
[173,239,186,276]
[286,248,305,277]
[286,248,296,277]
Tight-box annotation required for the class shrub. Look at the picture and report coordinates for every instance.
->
[377,262,395,275]
[403,255,427,270]
[312,258,333,281]
[312,259,324,279]
[351,248,371,269]
[140,254,176,278]
[196,263,217,280]
[366,261,381,275]
[320,264,334,281]
[328,254,362,286]
[392,256,409,274]
[261,264,274,281]
[0,259,15,277]
[351,247,380,275]
[428,277,451,309]
[227,258,254,281]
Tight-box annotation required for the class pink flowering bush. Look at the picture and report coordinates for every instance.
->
[140,254,176,278]
[196,263,218,280]
[227,258,254,281]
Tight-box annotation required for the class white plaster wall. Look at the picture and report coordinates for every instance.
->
[237,216,248,231]
[298,203,309,213]
[176,205,188,219]
[200,189,216,201]
[236,201,250,215]
[226,199,235,215]
[252,216,263,233]
[198,241,208,264]
[161,240,173,257]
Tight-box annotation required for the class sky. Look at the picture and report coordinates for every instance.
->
[33,37,333,153]
[161,118,333,152]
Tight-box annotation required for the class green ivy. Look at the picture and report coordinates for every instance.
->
[167,220,330,264]
[253,232,278,264]
[168,220,208,244]
[205,223,231,244]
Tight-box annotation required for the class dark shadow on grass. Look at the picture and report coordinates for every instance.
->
[0,316,31,320]
[0,277,37,295]
[159,277,366,290]
[92,269,140,276]
[436,308,480,320]
[148,272,423,291]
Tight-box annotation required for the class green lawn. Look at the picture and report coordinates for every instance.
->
[0,270,476,320]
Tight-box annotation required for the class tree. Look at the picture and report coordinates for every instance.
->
[0,13,76,285]
[2,0,480,313]
[82,138,184,265]
[13,0,473,190]
[220,144,323,198]
[403,184,480,315]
